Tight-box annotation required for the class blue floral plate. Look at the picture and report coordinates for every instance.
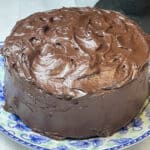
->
[0,42,150,150]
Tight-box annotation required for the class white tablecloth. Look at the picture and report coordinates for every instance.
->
[0,0,98,41]
[0,0,150,149]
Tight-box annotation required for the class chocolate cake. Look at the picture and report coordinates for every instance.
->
[2,7,150,139]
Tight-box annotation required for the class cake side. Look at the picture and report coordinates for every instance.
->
[4,63,149,139]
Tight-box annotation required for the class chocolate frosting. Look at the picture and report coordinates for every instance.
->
[2,7,150,98]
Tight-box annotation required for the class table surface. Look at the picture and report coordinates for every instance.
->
[0,0,150,149]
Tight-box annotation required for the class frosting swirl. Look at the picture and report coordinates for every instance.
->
[2,7,150,98]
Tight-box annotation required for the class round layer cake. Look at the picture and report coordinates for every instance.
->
[2,7,150,139]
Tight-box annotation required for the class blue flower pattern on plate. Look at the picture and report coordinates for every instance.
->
[52,145,69,150]
[119,127,128,134]
[110,138,133,145]
[90,139,103,147]
[9,114,21,122]
[21,133,50,144]
[0,55,4,103]
[0,81,4,102]
[68,138,103,148]
[8,121,31,132]
[8,114,31,131]
[132,117,143,131]
[132,118,143,127]
[29,134,50,144]
[68,140,91,148]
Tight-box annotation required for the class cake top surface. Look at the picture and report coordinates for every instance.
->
[2,7,150,98]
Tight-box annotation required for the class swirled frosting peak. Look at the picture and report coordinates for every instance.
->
[2,7,150,98]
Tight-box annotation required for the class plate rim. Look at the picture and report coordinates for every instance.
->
[0,111,150,150]
[1,41,150,150]
[0,125,49,150]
